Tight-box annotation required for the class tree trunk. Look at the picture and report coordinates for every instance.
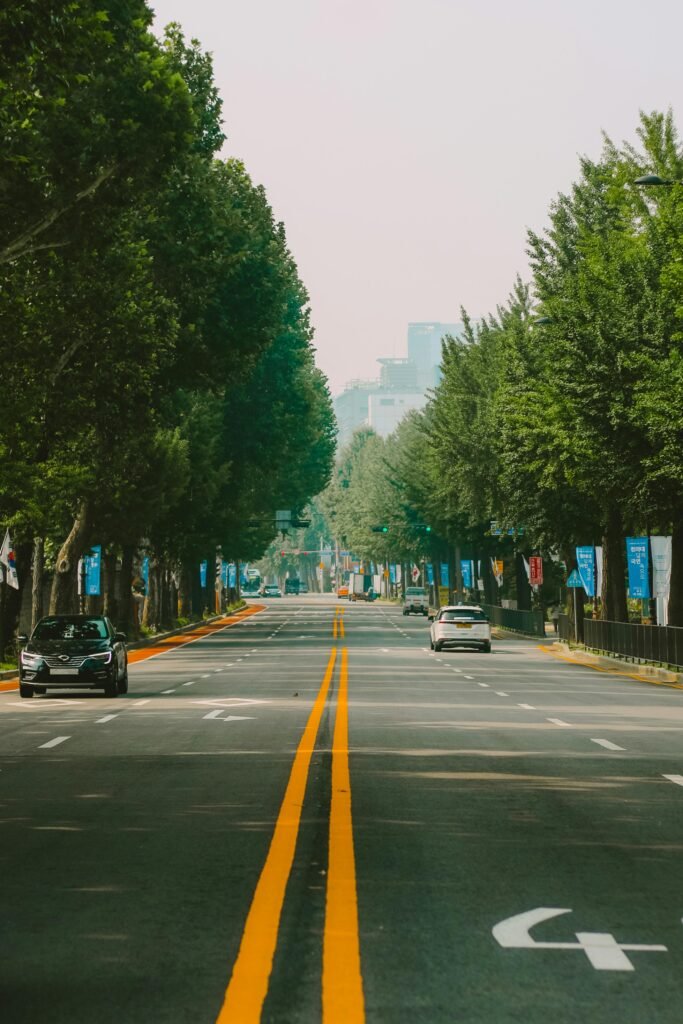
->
[119,545,135,636]
[31,537,45,630]
[178,564,192,618]
[143,562,159,631]
[516,552,531,610]
[103,550,119,625]
[601,508,628,622]
[668,518,683,627]
[49,504,89,614]
[563,547,584,642]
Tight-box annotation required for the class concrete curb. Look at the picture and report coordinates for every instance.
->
[546,640,683,686]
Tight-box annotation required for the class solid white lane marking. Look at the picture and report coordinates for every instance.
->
[464,675,475,680]
[96,715,118,724]
[495,691,509,697]
[39,736,70,749]
[223,715,255,722]
[131,699,151,706]
[663,774,683,787]
[547,718,572,728]
[161,689,176,694]
[204,710,223,720]
[591,739,625,751]
[518,703,536,710]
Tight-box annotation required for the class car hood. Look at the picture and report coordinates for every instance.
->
[26,639,111,656]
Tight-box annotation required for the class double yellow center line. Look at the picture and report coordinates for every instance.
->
[333,606,345,639]
[216,614,363,1023]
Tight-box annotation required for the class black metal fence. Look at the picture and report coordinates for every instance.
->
[584,618,683,670]
[558,613,572,642]
[481,604,546,638]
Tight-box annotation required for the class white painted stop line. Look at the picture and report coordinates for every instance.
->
[591,739,625,751]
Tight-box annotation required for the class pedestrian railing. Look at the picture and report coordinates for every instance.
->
[481,603,546,639]
[584,618,683,670]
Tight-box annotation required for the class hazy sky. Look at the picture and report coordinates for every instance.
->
[150,0,682,393]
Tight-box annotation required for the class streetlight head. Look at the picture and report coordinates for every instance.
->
[633,174,673,186]
[534,316,555,326]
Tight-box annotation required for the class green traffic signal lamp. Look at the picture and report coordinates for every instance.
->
[371,525,389,533]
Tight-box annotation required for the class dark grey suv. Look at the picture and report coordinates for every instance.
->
[18,615,128,699]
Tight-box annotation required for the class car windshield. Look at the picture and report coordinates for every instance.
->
[33,617,109,641]
[405,588,426,596]
[265,586,279,592]
[439,609,487,622]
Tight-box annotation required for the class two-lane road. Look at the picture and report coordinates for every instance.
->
[1,596,682,1022]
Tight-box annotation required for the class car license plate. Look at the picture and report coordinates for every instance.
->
[50,668,79,676]
[456,623,471,629]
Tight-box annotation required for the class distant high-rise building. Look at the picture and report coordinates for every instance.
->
[367,391,426,436]
[333,380,373,444]
[377,358,418,391]
[407,322,462,390]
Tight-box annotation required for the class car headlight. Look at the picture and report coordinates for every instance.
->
[88,651,112,664]
[20,651,43,667]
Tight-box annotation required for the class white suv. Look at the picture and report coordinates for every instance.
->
[430,604,491,653]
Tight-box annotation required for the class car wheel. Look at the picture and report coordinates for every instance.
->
[482,642,491,653]
[103,667,118,699]
[429,640,435,650]
[118,663,129,694]
[434,641,443,652]
[19,683,34,699]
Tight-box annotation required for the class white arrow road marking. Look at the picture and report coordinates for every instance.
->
[547,718,572,727]
[39,736,70,749]
[663,774,683,787]
[591,739,625,751]
[193,698,269,708]
[223,715,255,722]
[203,710,223,720]
[493,908,667,971]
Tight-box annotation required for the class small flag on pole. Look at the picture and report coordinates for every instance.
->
[0,530,19,589]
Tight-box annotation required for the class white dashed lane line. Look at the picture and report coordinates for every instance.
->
[495,691,509,697]
[161,689,176,694]
[547,718,572,728]
[591,739,625,751]
[478,683,489,688]
[96,715,118,724]
[663,774,683,787]
[39,736,70,749]
[518,703,536,710]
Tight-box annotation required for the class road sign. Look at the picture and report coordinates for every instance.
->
[493,907,667,972]
[566,569,582,587]
[411,565,421,582]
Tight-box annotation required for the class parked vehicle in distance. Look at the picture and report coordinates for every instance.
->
[348,572,374,601]
[17,615,128,698]
[337,585,349,598]
[298,582,309,594]
[284,578,300,595]
[430,605,491,653]
[261,583,282,598]
[403,586,428,616]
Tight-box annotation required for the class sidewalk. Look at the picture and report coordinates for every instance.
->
[0,604,265,693]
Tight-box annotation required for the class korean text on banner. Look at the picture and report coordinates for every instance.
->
[576,546,595,598]
[426,563,434,586]
[85,545,102,596]
[200,561,207,588]
[626,537,650,600]
[228,563,237,588]
[461,560,473,589]
[440,563,450,587]
[529,556,543,587]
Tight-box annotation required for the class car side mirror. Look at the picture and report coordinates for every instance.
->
[427,614,434,622]
[17,633,28,644]
[115,632,127,643]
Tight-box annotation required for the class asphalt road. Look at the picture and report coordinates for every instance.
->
[1,595,682,1023]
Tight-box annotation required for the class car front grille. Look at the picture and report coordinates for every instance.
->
[43,655,88,669]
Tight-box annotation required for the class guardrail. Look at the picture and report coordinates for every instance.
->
[481,604,546,638]
[584,618,683,670]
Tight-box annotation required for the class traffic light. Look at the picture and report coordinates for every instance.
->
[414,524,432,533]
[371,525,389,533]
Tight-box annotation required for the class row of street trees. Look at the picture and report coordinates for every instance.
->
[0,2,335,648]
[322,111,683,625]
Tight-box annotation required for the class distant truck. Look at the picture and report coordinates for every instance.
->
[284,578,300,595]
[348,572,374,601]
[403,586,428,616]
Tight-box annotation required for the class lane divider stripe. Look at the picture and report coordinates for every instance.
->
[215,647,338,1024]
[323,647,365,1023]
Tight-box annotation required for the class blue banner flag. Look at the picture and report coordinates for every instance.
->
[221,562,229,587]
[389,564,396,584]
[85,545,102,596]
[461,560,473,589]
[200,561,207,588]
[426,563,434,585]
[575,546,595,597]
[141,556,149,588]
[440,562,450,587]
[228,563,237,588]
[626,537,650,599]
